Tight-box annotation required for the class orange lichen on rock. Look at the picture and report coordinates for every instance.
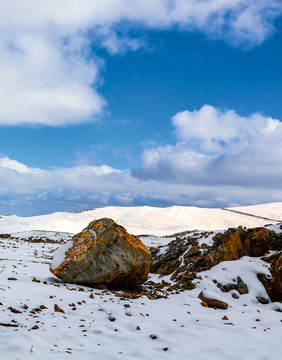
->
[198,291,228,310]
[242,228,270,257]
[205,230,244,268]
[50,218,151,288]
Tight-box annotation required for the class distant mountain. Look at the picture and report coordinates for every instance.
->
[1,202,282,236]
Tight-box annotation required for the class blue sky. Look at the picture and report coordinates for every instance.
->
[0,1,282,215]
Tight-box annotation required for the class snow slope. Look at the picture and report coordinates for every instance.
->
[1,202,282,236]
[0,228,281,360]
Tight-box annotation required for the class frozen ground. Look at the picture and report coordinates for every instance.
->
[1,202,282,236]
[0,228,281,360]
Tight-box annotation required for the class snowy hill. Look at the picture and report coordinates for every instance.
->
[0,204,281,359]
[1,202,282,236]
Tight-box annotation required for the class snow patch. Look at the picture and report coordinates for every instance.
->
[50,241,73,270]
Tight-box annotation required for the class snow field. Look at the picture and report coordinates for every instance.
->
[0,230,281,360]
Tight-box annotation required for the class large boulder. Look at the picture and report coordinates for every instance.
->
[50,218,151,288]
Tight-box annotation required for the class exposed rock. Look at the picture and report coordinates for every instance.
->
[154,259,181,275]
[200,301,208,307]
[150,238,190,275]
[256,297,269,304]
[0,234,11,239]
[198,291,228,309]
[205,230,244,266]
[149,226,281,296]
[258,252,282,302]
[50,218,151,288]
[54,304,65,314]
[218,277,248,295]
[8,307,22,314]
[270,253,282,301]
[241,228,271,257]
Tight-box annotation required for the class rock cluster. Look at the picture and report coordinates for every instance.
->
[50,218,151,288]
[149,226,282,300]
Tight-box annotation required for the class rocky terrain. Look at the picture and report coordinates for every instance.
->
[0,213,281,359]
[148,225,282,302]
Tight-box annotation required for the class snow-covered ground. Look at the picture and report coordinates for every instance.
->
[0,226,281,360]
[1,202,282,236]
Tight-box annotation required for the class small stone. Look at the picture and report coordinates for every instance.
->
[136,326,141,330]
[8,307,22,314]
[256,297,269,304]
[54,304,65,314]
[198,292,228,310]
[89,293,94,299]
[95,284,108,290]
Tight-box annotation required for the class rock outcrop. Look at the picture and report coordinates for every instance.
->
[258,252,282,302]
[50,218,151,288]
[149,226,282,299]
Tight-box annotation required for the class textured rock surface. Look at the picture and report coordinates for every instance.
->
[149,226,282,297]
[50,218,151,288]
[217,277,249,295]
[198,291,228,309]
[258,252,282,302]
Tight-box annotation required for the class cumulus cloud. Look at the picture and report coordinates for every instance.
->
[0,1,281,125]
[1,153,282,216]
[133,105,282,188]
[0,31,104,126]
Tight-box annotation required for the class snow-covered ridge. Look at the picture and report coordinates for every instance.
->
[1,202,282,236]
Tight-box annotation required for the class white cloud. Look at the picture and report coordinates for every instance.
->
[133,105,282,188]
[0,1,281,125]
[0,32,104,125]
[1,153,282,215]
